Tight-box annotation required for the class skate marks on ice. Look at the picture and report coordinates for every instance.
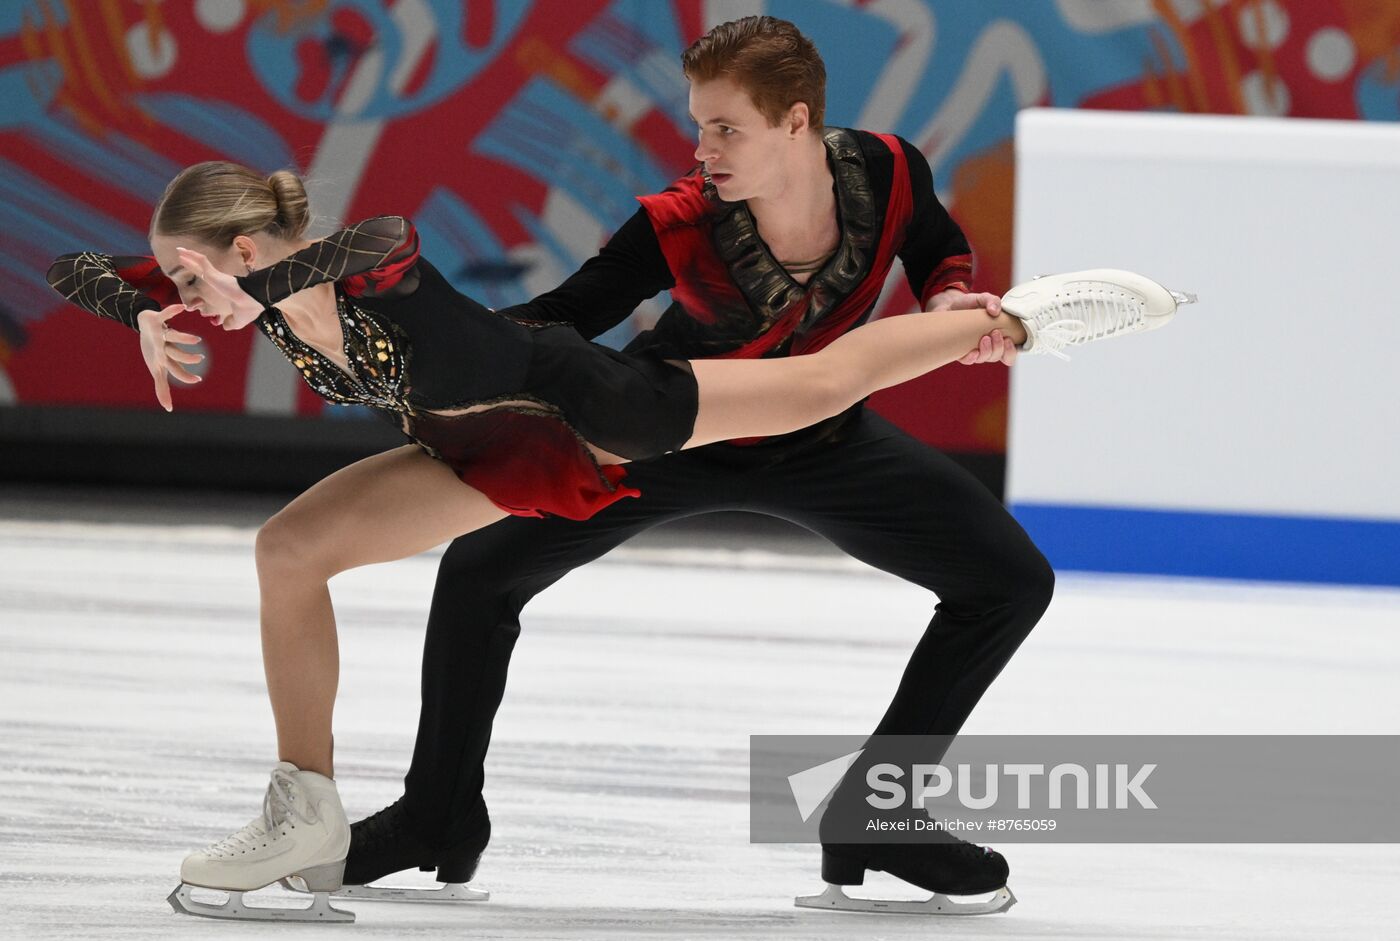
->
[3,519,1400,938]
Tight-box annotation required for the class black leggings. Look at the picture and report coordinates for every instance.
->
[400,411,1054,846]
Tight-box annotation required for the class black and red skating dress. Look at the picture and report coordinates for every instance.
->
[45,216,698,520]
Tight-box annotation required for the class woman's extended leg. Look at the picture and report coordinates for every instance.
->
[254,444,508,777]
[682,307,1025,449]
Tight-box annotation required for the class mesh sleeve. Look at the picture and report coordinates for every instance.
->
[46,252,171,331]
[237,215,422,307]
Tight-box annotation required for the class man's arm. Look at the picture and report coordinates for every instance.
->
[495,209,676,341]
[894,136,1014,365]
[895,136,973,306]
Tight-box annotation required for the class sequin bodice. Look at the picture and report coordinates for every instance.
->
[257,291,413,413]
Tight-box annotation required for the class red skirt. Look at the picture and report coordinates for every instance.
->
[405,324,698,520]
[408,406,640,521]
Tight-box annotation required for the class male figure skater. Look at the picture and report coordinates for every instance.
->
[345,15,1051,910]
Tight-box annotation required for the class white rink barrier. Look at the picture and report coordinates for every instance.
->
[1008,108,1398,586]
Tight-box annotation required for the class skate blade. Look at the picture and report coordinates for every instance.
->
[794,882,1016,916]
[168,883,354,923]
[282,875,489,903]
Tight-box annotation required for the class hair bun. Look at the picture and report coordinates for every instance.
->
[267,170,310,239]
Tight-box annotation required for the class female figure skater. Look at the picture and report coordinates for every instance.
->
[47,160,1182,921]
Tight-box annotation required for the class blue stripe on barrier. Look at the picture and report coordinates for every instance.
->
[1010,504,1400,587]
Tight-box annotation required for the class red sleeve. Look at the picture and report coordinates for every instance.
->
[920,253,974,306]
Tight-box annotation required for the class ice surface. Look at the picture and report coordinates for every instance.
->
[2,518,1397,939]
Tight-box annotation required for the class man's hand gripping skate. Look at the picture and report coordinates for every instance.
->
[929,289,1019,366]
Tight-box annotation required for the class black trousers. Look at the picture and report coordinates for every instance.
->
[400,410,1054,846]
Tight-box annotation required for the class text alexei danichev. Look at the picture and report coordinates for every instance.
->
[865,818,1060,832]
[866,818,981,831]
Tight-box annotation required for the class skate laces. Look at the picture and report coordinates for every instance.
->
[262,766,318,830]
[205,817,269,857]
[198,769,321,859]
[353,800,406,850]
[1025,284,1145,359]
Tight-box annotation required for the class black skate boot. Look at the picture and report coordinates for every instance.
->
[822,837,1009,894]
[796,837,1016,915]
[335,797,491,902]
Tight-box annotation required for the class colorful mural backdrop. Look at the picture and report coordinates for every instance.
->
[1,0,1393,452]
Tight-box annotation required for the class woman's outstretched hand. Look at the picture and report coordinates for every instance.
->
[175,247,263,326]
[136,304,203,412]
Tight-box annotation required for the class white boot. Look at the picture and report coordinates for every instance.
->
[1001,268,1195,359]
[169,762,353,922]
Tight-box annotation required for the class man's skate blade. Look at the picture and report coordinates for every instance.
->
[794,883,1016,916]
[283,875,489,902]
[168,884,355,923]
[1168,289,1197,305]
[338,882,489,902]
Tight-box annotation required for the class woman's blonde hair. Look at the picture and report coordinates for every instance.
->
[150,161,310,245]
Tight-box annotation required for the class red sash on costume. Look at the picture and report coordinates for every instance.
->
[637,133,915,362]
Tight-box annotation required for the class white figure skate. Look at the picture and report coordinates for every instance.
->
[167,762,353,923]
[1001,268,1196,359]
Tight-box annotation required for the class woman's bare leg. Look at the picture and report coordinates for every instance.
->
[254,306,1012,771]
[254,444,507,777]
[682,308,1026,449]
